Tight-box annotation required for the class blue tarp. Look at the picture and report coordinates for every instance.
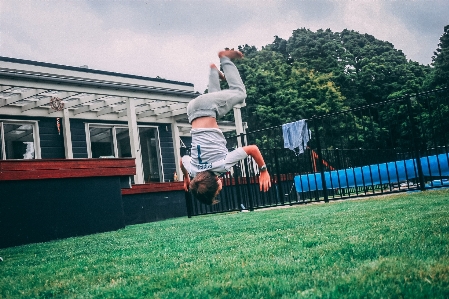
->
[294,154,449,192]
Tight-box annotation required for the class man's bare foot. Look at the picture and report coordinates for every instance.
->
[210,63,226,81]
[218,49,243,59]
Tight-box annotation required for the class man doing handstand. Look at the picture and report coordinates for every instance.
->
[180,49,271,205]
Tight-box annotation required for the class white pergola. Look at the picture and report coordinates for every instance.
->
[0,57,245,183]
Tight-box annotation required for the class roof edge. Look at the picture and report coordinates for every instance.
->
[0,56,194,87]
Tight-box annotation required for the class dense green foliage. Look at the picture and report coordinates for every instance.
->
[284,28,431,105]
[226,47,347,130]
[1,190,448,298]
[218,26,449,152]
[219,27,449,136]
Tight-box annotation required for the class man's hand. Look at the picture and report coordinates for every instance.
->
[242,145,271,192]
[259,171,271,192]
[183,175,191,192]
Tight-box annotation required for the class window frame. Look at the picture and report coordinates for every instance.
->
[85,123,164,182]
[0,119,41,160]
[85,123,129,158]
[138,125,164,183]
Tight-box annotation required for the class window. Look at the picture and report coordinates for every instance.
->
[87,124,162,182]
[88,125,131,158]
[0,121,39,160]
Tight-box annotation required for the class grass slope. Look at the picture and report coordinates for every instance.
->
[1,190,449,298]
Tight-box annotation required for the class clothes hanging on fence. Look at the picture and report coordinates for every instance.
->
[282,119,310,155]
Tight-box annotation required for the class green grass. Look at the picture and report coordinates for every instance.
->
[1,190,449,298]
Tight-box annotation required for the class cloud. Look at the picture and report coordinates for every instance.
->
[282,0,337,21]
[387,0,449,34]
[387,0,449,62]
[85,0,251,36]
[1,0,447,92]
[340,1,419,59]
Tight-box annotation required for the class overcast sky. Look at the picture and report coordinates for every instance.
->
[1,0,448,92]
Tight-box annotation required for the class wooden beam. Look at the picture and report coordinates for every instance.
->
[118,99,155,118]
[73,96,126,116]
[21,96,51,112]
[137,102,173,119]
[0,158,136,181]
[156,107,187,120]
[126,98,145,184]
[63,108,73,159]
[21,91,77,112]
[96,103,127,117]
[0,85,13,92]
[121,182,184,195]
[59,94,105,109]
[137,109,156,119]
[0,88,46,108]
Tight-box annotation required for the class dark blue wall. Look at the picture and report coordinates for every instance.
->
[0,176,125,248]
[122,191,187,225]
[39,118,65,159]
[70,119,88,158]
[180,136,192,157]
[180,136,192,148]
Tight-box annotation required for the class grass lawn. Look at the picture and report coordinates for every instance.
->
[1,189,449,298]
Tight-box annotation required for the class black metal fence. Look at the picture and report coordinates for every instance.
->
[185,87,449,216]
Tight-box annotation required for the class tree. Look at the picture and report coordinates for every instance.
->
[219,28,440,151]
[286,28,430,106]
[430,25,449,88]
[232,48,347,131]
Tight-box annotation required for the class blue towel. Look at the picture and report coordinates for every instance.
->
[282,120,310,154]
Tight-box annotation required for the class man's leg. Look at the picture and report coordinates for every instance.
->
[208,64,221,93]
[213,50,246,118]
[219,50,245,94]
[187,50,247,123]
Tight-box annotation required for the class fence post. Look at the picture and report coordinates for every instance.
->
[273,149,285,205]
[241,133,255,211]
[243,157,255,211]
[312,116,329,203]
[185,191,193,218]
[406,95,426,191]
[233,163,244,211]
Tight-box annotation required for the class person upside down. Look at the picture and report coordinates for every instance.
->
[180,49,271,205]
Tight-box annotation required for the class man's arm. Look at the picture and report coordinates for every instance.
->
[242,145,271,192]
[180,158,190,192]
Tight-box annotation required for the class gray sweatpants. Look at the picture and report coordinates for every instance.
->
[187,56,247,123]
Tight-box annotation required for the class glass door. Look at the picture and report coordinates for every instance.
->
[87,124,162,183]
[139,127,162,182]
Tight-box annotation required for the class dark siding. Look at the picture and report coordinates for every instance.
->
[158,124,176,182]
[180,136,192,148]
[70,119,88,158]
[122,191,187,225]
[0,176,125,248]
[39,118,65,159]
